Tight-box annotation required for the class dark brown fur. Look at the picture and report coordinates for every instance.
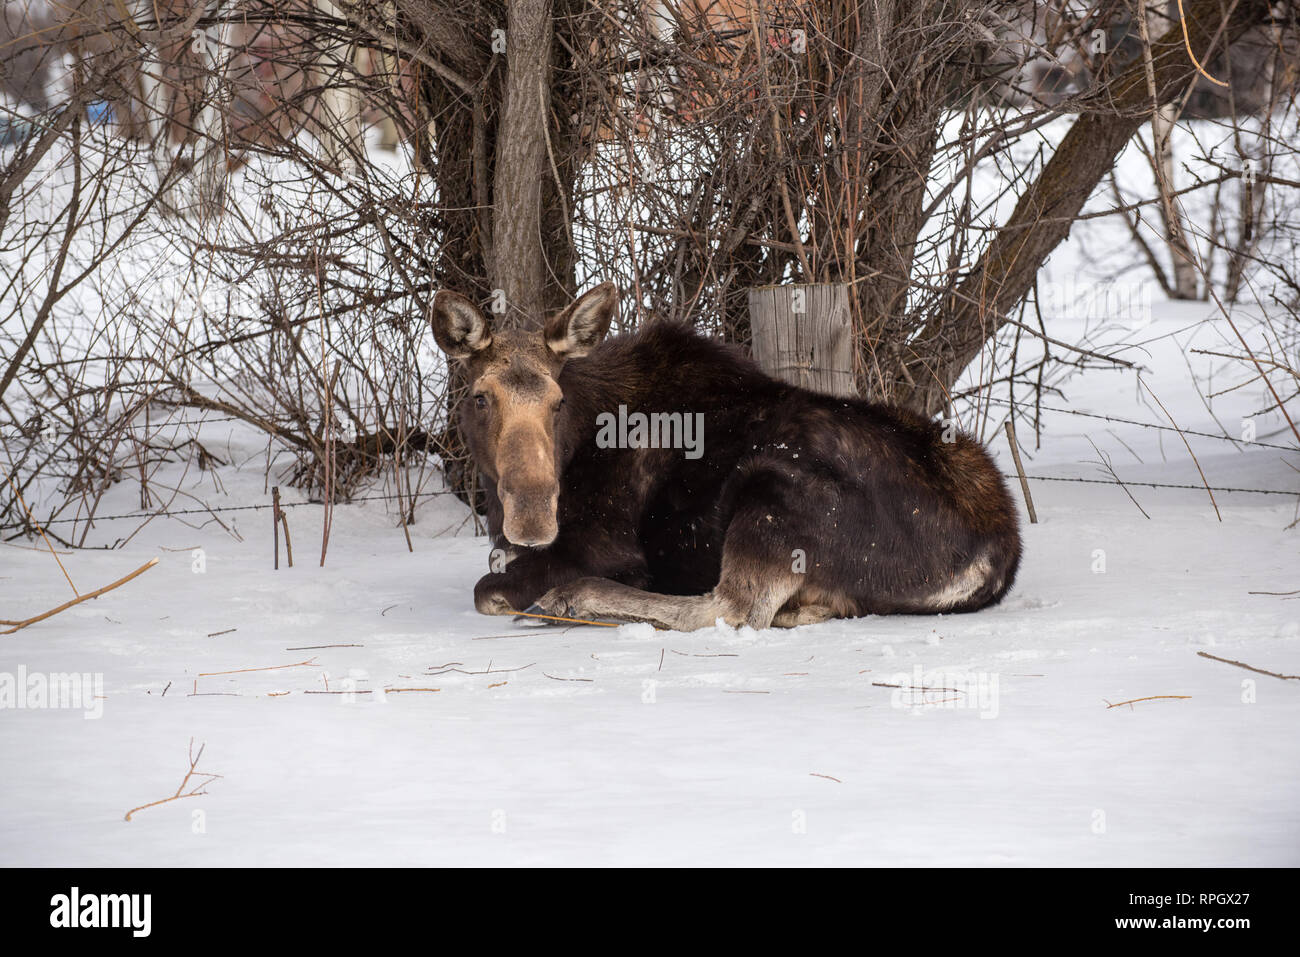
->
[430,284,1022,631]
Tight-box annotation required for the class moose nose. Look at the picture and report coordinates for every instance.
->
[509,532,553,548]
[500,488,559,547]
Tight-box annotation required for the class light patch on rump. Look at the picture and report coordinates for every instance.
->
[924,553,995,611]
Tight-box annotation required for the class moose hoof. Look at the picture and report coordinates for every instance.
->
[534,579,601,621]
[475,591,516,616]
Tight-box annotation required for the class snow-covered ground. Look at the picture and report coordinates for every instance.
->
[2,296,1297,866]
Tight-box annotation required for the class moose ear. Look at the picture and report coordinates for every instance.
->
[545,282,618,360]
[430,290,493,359]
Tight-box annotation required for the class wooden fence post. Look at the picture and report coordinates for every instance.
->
[1003,420,1038,524]
[272,486,281,569]
[746,283,855,397]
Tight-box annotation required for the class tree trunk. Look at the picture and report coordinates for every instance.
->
[412,0,579,510]
[489,0,553,326]
[1147,0,1198,300]
[901,0,1271,416]
[315,0,365,177]
[800,2,943,401]
[1152,103,1200,299]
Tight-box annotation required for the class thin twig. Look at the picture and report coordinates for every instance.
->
[2,558,159,634]
[511,610,621,627]
[1196,651,1298,681]
[197,657,318,678]
[7,478,78,596]
[125,738,221,822]
[1176,0,1230,87]
[285,643,364,650]
[1138,378,1220,521]
[1104,695,1192,709]
[1004,420,1038,523]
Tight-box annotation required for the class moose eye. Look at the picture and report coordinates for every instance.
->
[474,393,488,410]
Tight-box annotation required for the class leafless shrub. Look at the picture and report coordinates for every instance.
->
[2,0,1296,543]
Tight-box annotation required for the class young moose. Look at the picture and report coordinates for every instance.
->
[431,283,1022,631]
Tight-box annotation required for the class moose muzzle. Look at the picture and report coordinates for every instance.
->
[496,422,560,547]
[500,486,559,547]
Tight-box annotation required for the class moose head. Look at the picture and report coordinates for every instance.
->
[429,283,619,547]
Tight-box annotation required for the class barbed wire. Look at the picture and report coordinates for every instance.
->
[1007,474,1295,495]
[6,396,1295,451]
[5,488,457,529]
[5,387,1296,534]
[3,469,1293,536]
[981,395,1297,451]
[0,414,247,443]
[0,414,301,443]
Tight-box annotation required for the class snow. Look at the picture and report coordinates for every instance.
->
[3,100,1298,865]
[2,296,1297,866]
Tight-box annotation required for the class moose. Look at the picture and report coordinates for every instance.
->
[430,283,1022,632]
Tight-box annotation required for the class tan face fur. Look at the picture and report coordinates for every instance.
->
[429,284,618,547]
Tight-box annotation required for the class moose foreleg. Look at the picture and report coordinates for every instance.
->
[534,572,804,633]
[473,535,651,616]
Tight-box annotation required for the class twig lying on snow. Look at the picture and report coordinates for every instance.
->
[124,738,221,822]
[384,687,441,693]
[511,610,620,628]
[304,689,370,695]
[1196,652,1298,681]
[2,558,159,635]
[190,657,320,696]
[872,681,965,693]
[426,662,534,677]
[1104,695,1191,709]
[197,657,318,678]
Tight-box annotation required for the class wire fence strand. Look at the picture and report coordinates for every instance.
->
[4,469,1294,535]
[5,390,1296,535]
[982,395,1297,451]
